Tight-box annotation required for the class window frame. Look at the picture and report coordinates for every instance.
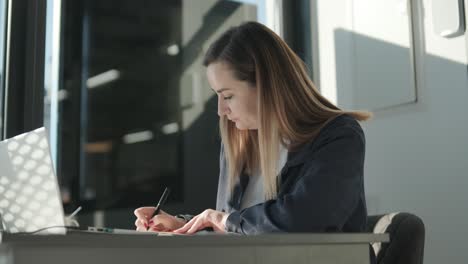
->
[3,0,47,139]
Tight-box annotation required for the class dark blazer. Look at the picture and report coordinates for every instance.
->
[216,114,368,235]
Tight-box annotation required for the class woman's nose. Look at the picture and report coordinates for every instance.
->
[217,98,230,117]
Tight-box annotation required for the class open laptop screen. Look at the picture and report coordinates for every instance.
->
[0,127,66,234]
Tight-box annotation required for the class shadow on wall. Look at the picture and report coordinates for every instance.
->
[334,28,417,111]
[334,28,468,113]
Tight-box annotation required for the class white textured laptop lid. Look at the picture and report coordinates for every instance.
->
[0,127,65,234]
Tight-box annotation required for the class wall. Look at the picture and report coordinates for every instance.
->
[313,0,468,263]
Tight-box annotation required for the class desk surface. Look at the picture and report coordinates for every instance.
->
[0,232,389,264]
[0,231,388,247]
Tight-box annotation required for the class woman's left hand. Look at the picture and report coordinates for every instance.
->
[173,209,229,234]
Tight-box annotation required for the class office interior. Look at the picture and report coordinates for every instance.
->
[0,0,467,263]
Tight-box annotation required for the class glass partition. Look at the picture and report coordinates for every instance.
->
[43,0,282,226]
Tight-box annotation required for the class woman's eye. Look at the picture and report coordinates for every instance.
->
[223,95,233,100]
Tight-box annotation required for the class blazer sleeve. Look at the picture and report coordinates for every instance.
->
[225,124,366,234]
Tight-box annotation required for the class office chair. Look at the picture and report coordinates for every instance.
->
[366,212,425,264]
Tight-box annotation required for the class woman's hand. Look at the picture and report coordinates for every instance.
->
[134,207,186,232]
[173,209,229,234]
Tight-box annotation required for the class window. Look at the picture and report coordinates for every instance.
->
[43,0,280,227]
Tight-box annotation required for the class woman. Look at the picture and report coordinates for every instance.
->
[134,21,372,235]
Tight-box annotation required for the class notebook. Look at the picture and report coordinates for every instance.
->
[0,127,167,235]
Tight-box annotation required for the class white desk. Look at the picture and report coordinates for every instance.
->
[0,232,388,264]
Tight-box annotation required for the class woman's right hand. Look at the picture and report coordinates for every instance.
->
[134,207,186,232]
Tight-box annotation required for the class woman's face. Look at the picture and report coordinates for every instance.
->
[207,62,258,130]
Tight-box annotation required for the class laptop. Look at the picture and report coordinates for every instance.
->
[0,127,66,234]
[0,127,173,235]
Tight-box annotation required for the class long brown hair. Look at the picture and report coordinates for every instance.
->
[204,21,371,199]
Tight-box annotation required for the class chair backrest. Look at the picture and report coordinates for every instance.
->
[366,212,425,264]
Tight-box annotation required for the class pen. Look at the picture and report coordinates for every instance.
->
[147,187,170,230]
